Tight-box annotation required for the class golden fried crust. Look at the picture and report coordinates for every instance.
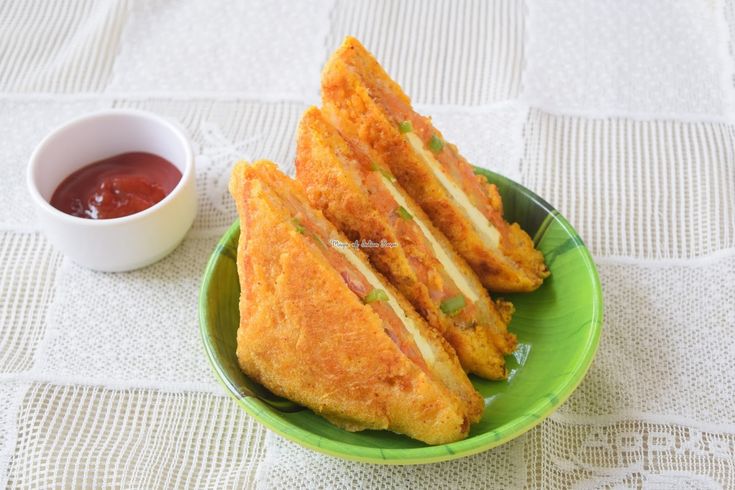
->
[321,37,548,293]
[235,162,481,421]
[296,107,516,380]
[229,161,481,443]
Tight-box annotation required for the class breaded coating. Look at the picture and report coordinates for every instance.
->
[240,160,483,423]
[321,37,549,293]
[296,107,516,380]
[229,160,483,444]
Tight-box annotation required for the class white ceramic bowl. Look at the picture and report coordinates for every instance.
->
[27,109,197,272]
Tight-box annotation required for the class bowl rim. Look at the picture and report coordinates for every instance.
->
[199,170,604,465]
[26,108,195,227]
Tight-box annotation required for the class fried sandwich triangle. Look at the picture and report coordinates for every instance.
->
[229,160,483,445]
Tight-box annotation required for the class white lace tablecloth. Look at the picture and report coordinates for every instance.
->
[1,0,734,488]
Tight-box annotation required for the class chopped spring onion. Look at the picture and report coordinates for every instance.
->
[311,232,326,249]
[293,217,326,248]
[396,205,413,220]
[428,134,444,153]
[370,161,395,181]
[440,294,466,317]
[363,288,389,304]
[399,120,413,133]
[291,218,305,234]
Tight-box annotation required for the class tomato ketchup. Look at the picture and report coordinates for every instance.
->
[50,152,181,220]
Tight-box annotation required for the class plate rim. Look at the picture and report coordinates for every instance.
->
[199,169,604,465]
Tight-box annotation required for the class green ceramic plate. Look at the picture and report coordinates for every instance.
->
[199,168,603,465]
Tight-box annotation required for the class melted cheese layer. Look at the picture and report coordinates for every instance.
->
[380,175,478,303]
[405,132,500,250]
[338,246,436,366]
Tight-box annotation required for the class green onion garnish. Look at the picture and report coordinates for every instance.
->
[370,161,395,181]
[311,232,326,249]
[399,121,413,133]
[428,134,444,153]
[397,206,413,220]
[291,218,305,234]
[363,288,389,304]
[440,294,466,317]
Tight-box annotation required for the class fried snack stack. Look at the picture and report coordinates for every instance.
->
[229,36,550,445]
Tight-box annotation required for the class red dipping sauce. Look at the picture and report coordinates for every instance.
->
[50,152,182,220]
